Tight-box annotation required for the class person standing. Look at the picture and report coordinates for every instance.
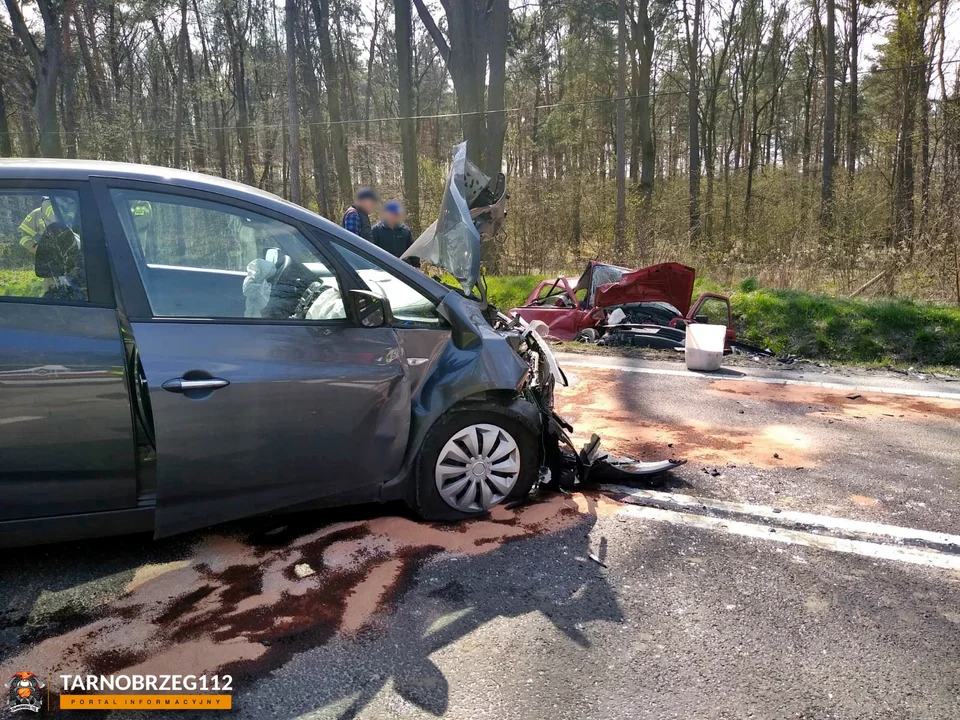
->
[371,200,417,266]
[341,187,379,242]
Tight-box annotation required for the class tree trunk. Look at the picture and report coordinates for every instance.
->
[395,0,420,232]
[846,0,858,180]
[284,0,301,204]
[821,0,836,220]
[173,0,188,168]
[0,81,12,156]
[223,1,255,184]
[361,0,382,185]
[295,12,331,216]
[614,0,627,259]
[5,0,67,157]
[312,0,353,205]
[484,0,509,176]
[635,0,655,204]
[685,0,702,242]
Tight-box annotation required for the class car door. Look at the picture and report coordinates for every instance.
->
[516,279,595,341]
[0,182,137,522]
[93,180,411,537]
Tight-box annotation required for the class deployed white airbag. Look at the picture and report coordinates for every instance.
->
[243,258,276,317]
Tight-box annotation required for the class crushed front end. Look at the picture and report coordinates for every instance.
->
[493,313,685,496]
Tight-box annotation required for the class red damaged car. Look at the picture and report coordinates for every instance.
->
[509,261,736,348]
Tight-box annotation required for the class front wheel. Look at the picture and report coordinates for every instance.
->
[414,407,539,520]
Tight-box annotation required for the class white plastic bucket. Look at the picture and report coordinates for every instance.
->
[685,323,726,372]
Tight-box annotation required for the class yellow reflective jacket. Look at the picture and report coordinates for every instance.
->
[18,200,58,254]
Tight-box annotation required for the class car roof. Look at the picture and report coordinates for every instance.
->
[0,158,454,303]
[0,158,343,235]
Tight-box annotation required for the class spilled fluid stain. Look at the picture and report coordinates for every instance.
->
[706,380,960,422]
[0,494,597,692]
[556,369,815,467]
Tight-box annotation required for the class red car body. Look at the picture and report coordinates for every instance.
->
[509,261,736,344]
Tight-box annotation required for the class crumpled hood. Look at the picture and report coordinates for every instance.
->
[591,262,697,315]
[402,141,506,295]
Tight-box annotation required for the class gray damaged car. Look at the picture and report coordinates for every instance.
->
[0,144,678,548]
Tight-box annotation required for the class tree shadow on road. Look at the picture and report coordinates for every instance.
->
[0,495,627,720]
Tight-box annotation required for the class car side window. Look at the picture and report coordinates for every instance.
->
[108,190,346,321]
[331,242,443,327]
[0,190,87,303]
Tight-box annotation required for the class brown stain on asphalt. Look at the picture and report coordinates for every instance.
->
[0,493,599,691]
[706,380,960,422]
[556,369,815,467]
[849,495,881,508]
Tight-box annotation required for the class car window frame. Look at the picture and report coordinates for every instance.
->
[323,235,449,330]
[91,177,363,326]
[0,179,114,308]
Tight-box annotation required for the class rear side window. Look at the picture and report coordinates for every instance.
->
[0,190,87,303]
[109,189,346,321]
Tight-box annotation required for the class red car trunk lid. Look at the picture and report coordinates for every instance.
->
[592,262,696,315]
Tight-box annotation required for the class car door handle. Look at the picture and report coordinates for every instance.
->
[161,377,230,393]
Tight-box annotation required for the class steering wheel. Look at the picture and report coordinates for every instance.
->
[269,253,292,286]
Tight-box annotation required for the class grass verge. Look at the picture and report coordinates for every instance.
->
[0,269,42,297]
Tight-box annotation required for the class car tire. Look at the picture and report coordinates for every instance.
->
[414,406,539,521]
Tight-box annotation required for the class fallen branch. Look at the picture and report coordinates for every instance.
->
[849,269,889,298]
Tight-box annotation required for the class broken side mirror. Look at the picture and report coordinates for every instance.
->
[350,289,393,328]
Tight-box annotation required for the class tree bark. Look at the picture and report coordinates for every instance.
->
[173,0,189,168]
[5,0,66,157]
[285,0,302,204]
[846,0,858,180]
[311,0,353,205]
[614,0,627,259]
[0,81,12,157]
[223,0,255,184]
[684,0,702,242]
[484,0,509,176]
[395,0,420,231]
[821,0,836,220]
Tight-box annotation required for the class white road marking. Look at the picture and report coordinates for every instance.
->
[615,503,960,571]
[603,485,960,570]
[557,357,960,401]
[602,485,960,548]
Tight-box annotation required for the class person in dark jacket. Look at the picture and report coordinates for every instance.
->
[371,200,418,266]
[342,187,379,242]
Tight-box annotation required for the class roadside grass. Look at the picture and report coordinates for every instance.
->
[0,269,42,297]
[485,271,960,367]
[733,286,960,367]
[484,275,548,309]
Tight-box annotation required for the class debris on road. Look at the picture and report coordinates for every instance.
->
[294,563,316,578]
[588,553,608,568]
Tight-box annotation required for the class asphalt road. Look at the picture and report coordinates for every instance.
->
[2,355,959,719]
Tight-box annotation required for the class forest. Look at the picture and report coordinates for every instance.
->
[0,0,958,302]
